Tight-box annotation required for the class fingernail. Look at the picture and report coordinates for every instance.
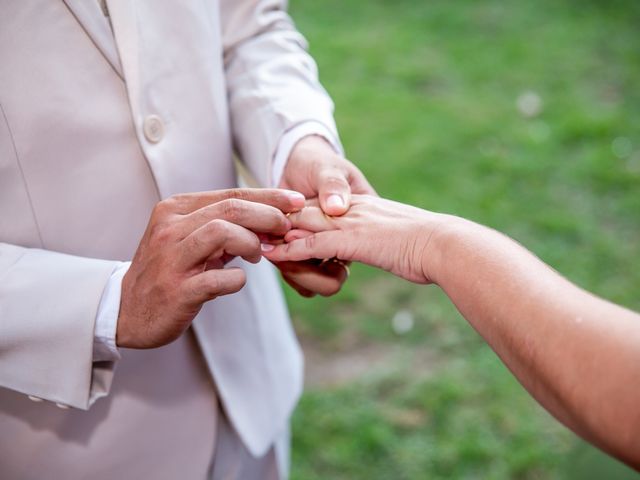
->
[285,191,306,202]
[261,243,275,252]
[326,194,345,210]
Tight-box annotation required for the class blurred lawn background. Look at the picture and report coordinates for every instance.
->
[284,0,640,479]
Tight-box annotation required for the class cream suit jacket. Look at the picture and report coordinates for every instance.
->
[0,0,339,477]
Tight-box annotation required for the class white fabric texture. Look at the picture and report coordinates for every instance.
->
[93,261,129,361]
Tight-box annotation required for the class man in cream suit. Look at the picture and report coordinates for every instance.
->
[0,1,373,478]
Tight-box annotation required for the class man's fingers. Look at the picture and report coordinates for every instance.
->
[182,267,247,306]
[286,206,335,233]
[262,231,339,262]
[318,167,351,216]
[281,270,317,298]
[165,188,305,215]
[284,229,314,243]
[179,199,292,238]
[277,260,347,297]
[319,260,350,291]
[179,219,261,269]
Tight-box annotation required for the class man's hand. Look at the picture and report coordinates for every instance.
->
[276,135,376,296]
[116,188,304,349]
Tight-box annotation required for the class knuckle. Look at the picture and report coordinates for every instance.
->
[149,221,174,243]
[322,172,349,189]
[280,242,293,255]
[155,194,191,216]
[268,208,287,230]
[188,280,213,303]
[226,188,250,202]
[153,199,171,217]
[191,275,220,301]
[235,189,251,202]
[165,194,189,212]
[206,218,228,240]
[168,193,187,207]
[204,276,221,296]
[248,232,261,252]
[304,234,317,251]
[221,198,245,223]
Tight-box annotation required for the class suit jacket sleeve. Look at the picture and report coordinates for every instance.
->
[0,242,119,409]
[220,0,341,187]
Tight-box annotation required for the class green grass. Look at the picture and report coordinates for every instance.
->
[285,0,640,478]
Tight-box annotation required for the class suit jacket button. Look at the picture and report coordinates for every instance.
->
[55,403,70,409]
[143,115,164,143]
[28,395,43,402]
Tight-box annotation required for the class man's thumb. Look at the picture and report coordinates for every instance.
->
[319,168,351,216]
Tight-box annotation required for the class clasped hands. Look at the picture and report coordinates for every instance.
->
[117,136,375,349]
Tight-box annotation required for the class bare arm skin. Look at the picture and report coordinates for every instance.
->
[262,195,640,469]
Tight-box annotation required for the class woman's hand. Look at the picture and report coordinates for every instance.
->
[267,194,640,469]
[261,194,464,284]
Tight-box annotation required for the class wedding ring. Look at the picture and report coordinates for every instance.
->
[334,259,350,278]
[321,257,350,278]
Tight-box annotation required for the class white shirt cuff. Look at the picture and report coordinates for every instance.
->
[93,261,130,362]
[272,121,344,187]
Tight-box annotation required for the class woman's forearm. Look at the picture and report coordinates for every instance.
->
[263,195,640,467]
[429,220,640,467]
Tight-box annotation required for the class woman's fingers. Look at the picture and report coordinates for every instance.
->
[262,231,340,262]
[287,206,335,233]
[282,272,317,298]
[276,260,348,297]
[284,229,314,243]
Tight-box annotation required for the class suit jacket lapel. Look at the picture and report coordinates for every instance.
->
[62,0,123,78]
